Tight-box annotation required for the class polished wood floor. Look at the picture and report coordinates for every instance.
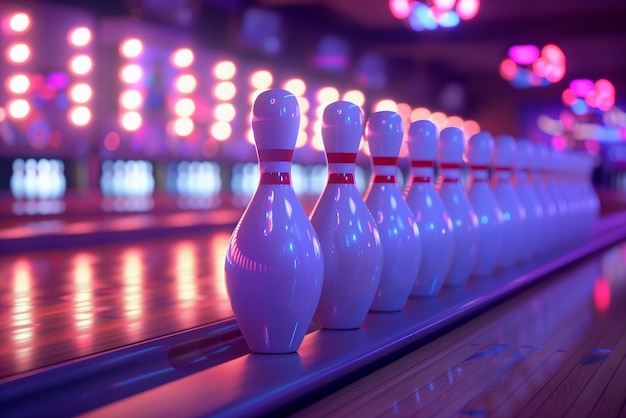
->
[0,227,235,379]
[295,241,626,417]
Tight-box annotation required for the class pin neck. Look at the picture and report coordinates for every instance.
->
[326,152,357,183]
[438,162,461,182]
[469,164,489,181]
[371,156,398,177]
[410,159,434,183]
[493,166,513,182]
[257,149,293,184]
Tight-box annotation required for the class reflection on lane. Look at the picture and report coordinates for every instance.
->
[0,227,236,379]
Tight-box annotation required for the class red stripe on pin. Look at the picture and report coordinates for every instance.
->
[440,163,462,170]
[374,175,396,183]
[443,178,459,183]
[327,153,357,164]
[328,173,355,184]
[412,176,431,183]
[257,149,294,162]
[411,160,434,168]
[470,165,489,171]
[372,157,398,166]
[259,172,291,185]
[495,166,512,172]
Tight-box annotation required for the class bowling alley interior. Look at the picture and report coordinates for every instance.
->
[2,0,626,416]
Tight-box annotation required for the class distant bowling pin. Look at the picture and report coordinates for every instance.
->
[364,111,421,311]
[466,131,503,276]
[404,120,454,296]
[492,135,527,268]
[534,144,560,252]
[224,89,324,353]
[310,101,383,329]
[515,139,544,260]
[437,127,479,286]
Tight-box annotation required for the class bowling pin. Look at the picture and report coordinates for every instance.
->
[515,139,544,260]
[533,143,558,253]
[437,127,479,286]
[492,135,526,268]
[466,132,503,276]
[224,89,324,353]
[310,100,383,329]
[364,111,421,311]
[404,120,454,296]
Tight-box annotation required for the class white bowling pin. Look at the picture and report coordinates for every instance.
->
[515,139,544,260]
[466,132,504,276]
[492,135,527,268]
[533,144,558,254]
[364,111,421,311]
[437,127,479,286]
[404,120,454,296]
[310,100,383,329]
[224,89,324,353]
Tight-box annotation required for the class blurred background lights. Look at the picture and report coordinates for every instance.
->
[7,43,31,64]
[174,98,195,117]
[317,86,339,104]
[8,99,30,119]
[410,107,431,122]
[121,111,142,131]
[393,0,476,31]
[173,118,194,137]
[283,78,306,96]
[69,55,93,75]
[508,45,539,65]
[373,99,398,112]
[342,90,365,107]
[69,83,92,103]
[389,0,412,19]
[119,38,143,59]
[214,103,236,122]
[68,27,92,48]
[119,90,143,110]
[171,48,194,68]
[69,106,91,126]
[175,74,197,94]
[563,78,615,114]
[7,74,30,94]
[211,121,232,141]
[119,64,142,84]
[9,13,30,33]
[213,61,236,80]
[250,70,273,89]
[501,43,565,88]
[213,81,236,101]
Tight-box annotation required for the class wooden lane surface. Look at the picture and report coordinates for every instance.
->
[0,226,235,379]
[294,241,626,417]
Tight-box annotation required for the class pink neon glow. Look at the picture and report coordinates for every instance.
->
[434,0,456,11]
[532,57,548,77]
[544,61,565,83]
[551,135,568,151]
[456,0,480,20]
[542,44,565,63]
[593,275,611,312]
[508,45,539,65]
[389,0,412,19]
[584,140,600,155]
[499,58,518,81]
[570,79,594,97]
[561,88,577,107]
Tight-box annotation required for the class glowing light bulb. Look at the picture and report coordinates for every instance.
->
[120,38,143,59]
[9,13,30,33]
[213,61,236,80]
[68,27,92,48]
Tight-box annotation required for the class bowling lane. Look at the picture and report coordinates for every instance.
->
[295,240,626,417]
[0,225,235,379]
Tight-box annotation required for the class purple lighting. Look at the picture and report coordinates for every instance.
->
[570,79,595,97]
[508,45,539,65]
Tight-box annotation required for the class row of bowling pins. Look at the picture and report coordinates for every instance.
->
[224,89,599,354]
